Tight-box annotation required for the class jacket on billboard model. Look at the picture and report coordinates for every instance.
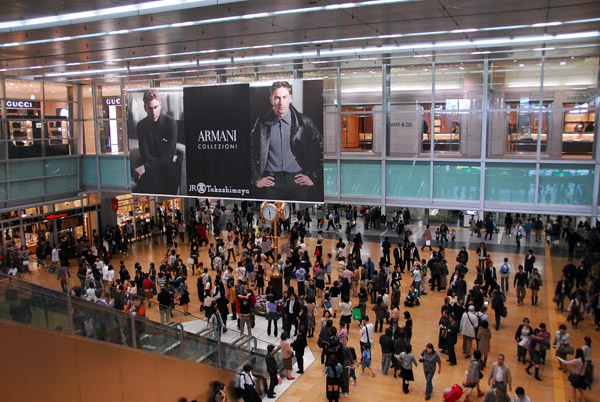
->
[133,89,180,195]
[250,82,323,202]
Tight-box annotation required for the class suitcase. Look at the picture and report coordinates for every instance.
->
[443,384,463,402]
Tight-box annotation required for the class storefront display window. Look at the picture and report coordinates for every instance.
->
[506,102,549,153]
[561,104,595,157]
[422,104,462,152]
[341,107,373,151]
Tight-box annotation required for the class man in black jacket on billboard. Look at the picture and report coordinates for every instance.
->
[250,81,322,201]
[133,89,178,194]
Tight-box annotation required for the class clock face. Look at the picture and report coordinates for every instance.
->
[262,203,277,221]
[281,203,290,219]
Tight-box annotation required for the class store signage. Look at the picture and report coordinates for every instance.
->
[391,121,413,128]
[105,97,121,105]
[6,100,36,108]
[112,198,119,212]
[46,213,68,220]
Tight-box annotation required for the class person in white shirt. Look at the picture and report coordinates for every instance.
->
[85,283,97,302]
[236,264,246,282]
[460,305,479,358]
[359,316,374,350]
[51,245,60,265]
[512,387,531,402]
[101,263,109,285]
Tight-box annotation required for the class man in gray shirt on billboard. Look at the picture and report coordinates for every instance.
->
[250,81,322,201]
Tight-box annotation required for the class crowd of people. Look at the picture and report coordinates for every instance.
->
[3,203,599,402]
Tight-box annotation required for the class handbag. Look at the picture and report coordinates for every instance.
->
[501,305,507,317]
[559,344,575,355]
[552,296,559,304]
[187,257,194,264]
[519,336,530,348]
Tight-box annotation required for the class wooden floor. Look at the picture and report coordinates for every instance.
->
[21,231,600,402]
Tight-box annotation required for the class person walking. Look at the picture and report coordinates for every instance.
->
[292,316,307,374]
[515,317,532,363]
[421,225,433,251]
[528,268,542,306]
[513,265,528,306]
[280,332,295,380]
[419,343,442,401]
[553,324,571,372]
[397,344,418,393]
[477,320,492,366]
[554,275,572,313]
[499,258,511,293]
[379,327,395,375]
[239,364,261,402]
[446,313,459,366]
[558,348,588,402]
[460,305,478,358]
[525,328,549,381]
[463,350,485,402]
[324,355,343,402]
[488,354,512,393]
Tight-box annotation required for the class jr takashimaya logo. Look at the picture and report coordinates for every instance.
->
[188,182,250,196]
[190,182,206,194]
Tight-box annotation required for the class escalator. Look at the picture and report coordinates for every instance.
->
[0,274,281,401]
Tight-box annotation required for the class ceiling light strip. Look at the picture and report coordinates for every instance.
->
[0,0,244,33]
[37,31,599,78]
[2,12,599,52]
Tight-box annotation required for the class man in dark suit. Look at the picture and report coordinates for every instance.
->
[402,240,411,273]
[446,314,459,365]
[265,344,279,398]
[133,89,179,194]
[250,81,323,201]
[284,292,301,336]
[393,243,403,270]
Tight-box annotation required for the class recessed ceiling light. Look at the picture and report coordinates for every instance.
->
[519,64,525,67]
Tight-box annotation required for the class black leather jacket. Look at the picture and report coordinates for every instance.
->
[250,104,322,186]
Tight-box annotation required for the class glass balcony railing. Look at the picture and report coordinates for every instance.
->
[0,274,281,376]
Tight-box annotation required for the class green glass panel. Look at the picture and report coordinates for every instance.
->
[538,164,594,205]
[485,163,536,203]
[81,156,97,185]
[340,160,381,196]
[324,160,338,195]
[45,176,78,193]
[100,156,127,186]
[9,160,44,179]
[0,184,6,200]
[0,164,5,181]
[9,179,45,199]
[433,162,480,200]
[386,161,430,198]
[45,157,77,176]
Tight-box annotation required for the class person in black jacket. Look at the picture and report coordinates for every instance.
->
[455,275,468,303]
[380,327,395,375]
[554,275,572,313]
[446,314,459,365]
[514,265,528,306]
[483,264,497,297]
[250,81,323,201]
[266,345,279,398]
[457,247,469,265]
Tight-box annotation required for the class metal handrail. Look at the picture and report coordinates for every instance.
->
[0,275,259,370]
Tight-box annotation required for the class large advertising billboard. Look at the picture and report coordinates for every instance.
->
[128,80,323,203]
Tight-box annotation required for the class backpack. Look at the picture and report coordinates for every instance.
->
[500,263,509,275]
